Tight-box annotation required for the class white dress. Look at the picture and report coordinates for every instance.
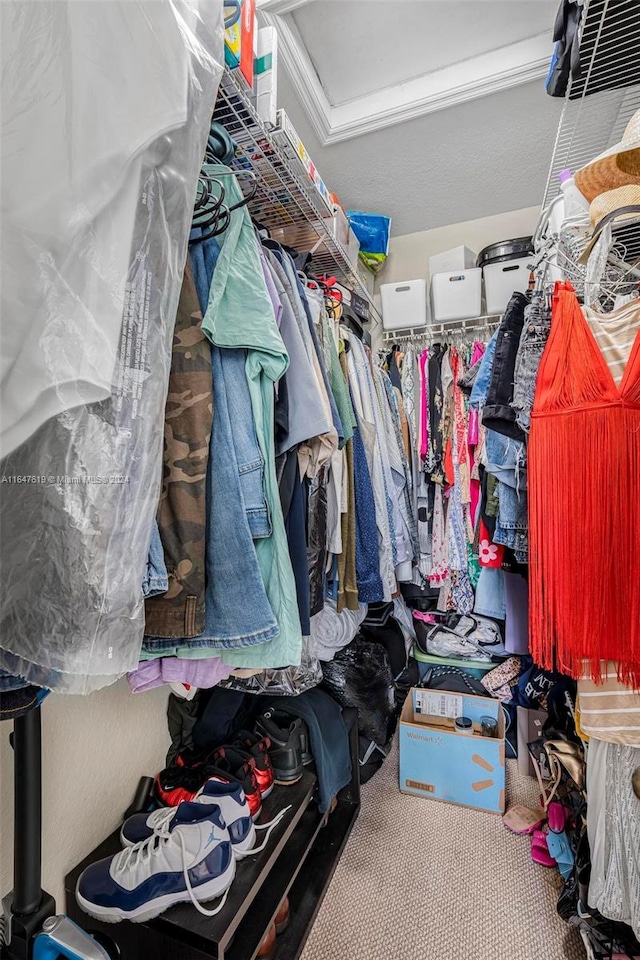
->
[587,737,640,938]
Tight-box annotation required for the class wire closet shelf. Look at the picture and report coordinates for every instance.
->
[537,0,640,306]
[212,69,382,327]
[542,0,640,248]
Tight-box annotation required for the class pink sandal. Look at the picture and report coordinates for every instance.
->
[547,801,566,832]
[531,832,557,868]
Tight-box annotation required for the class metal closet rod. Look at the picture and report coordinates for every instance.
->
[382,315,501,345]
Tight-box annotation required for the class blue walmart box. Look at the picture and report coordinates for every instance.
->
[399,688,506,814]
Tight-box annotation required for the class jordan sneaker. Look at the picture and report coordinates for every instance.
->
[76,803,235,923]
[121,780,256,860]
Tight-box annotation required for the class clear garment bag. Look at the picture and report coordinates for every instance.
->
[0,1,224,693]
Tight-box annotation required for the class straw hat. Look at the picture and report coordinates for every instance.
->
[578,183,640,263]
[575,109,640,202]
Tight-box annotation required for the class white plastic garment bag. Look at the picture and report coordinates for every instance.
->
[0,0,224,692]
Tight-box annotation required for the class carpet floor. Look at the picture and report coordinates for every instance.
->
[301,738,586,960]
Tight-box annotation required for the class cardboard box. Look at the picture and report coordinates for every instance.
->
[239,0,256,88]
[429,245,477,277]
[255,26,278,126]
[268,219,331,254]
[399,688,506,813]
[224,20,241,69]
[355,258,376,296]
[276,110,333,213]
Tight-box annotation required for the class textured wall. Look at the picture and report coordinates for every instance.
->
[368,205,541,351]
[381,205,541,285]
[0,679,169,908]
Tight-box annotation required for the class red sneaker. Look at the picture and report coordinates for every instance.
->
[155,755,262,819]
[231,733,275,799]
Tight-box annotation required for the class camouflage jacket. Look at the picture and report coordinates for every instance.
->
[144,261,212,637]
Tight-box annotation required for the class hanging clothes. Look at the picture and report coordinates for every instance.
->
[529,281,640,685]
[144,261,213,639]
[200,166,302,670]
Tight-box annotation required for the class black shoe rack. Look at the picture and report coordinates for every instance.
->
[64,709,360,960]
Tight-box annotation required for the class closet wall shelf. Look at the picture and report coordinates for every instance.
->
[64,711,361,960]
[381,313,502,344]
[542,0,640,208]
[213,68,382,328]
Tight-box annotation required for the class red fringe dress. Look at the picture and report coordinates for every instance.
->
[529,281,640,686]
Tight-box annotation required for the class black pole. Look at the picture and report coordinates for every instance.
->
[12,707,43,916]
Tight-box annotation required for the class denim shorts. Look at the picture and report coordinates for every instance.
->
[494,482,528,563]
[511,293,552,434]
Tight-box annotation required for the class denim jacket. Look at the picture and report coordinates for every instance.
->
[202,164,302,669]
[469,328,498,409]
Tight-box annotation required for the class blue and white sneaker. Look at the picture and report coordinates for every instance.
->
[76,802,235,923]
[121,780,257,860]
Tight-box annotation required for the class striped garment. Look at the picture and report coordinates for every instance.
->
[582,298,640,386]
[578,666,640,746]
[575,299,640,745]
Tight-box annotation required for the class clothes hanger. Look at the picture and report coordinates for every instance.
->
[199,169,259,214]
[190,170,258,244]
[224,0,241,30]
[192,177,225,216]
[190,174,228,242]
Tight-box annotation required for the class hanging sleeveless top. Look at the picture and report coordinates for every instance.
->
[529,281,640,687]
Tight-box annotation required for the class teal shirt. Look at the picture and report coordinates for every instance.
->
[201,164,302,668]
[324,317,356,447]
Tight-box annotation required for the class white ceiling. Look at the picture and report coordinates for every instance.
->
[260,0,564,236]
[293,1,557,105]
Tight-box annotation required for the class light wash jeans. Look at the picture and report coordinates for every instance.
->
[142,521,169,598]
[143,346,280,652]
[190,233,270,539]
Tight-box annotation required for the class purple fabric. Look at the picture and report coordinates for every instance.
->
[504,571,529,654]
[127,657,234,694]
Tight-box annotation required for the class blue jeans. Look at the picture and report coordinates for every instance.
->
[469,328,499,410]
[484,430,527,490]
[0,668,28,692]
[189,235,270,539]
[494,482,528,563]
[142,521,169,598]
[143,346,280,652]
[217,348,271,539]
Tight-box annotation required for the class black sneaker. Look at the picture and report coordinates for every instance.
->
[255,710,304,785]
[298,722,313,766]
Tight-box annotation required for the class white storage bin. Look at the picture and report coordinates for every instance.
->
[431,269,482,322]
[380,279,427,331]
[483,258,531,315]
[429,245,477,277]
